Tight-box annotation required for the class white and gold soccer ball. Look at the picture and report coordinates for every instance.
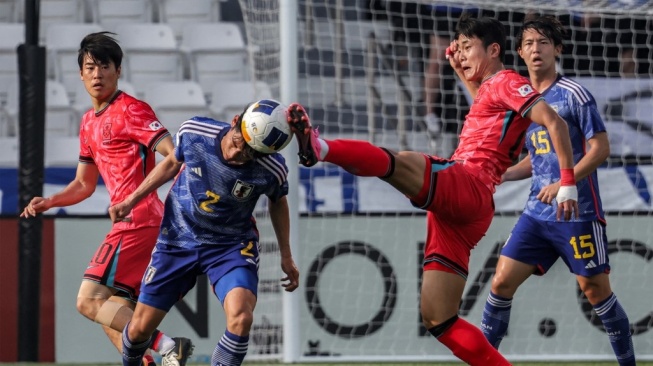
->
[241,99,293,154]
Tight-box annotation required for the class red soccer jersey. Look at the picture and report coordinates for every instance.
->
[451,70,542,192]
[79,91,170,229]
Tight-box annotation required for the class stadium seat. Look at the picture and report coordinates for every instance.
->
[117,23,183,87]
[157,0,220,41]
[0,136,19,166]
[45,23,104,94]
[90,0,154,31]
[0,23,24,105]
[208,80,272,122]
[45,135,80,166]
[45,80,79,136]
[181,22,248,94]
[0,0,19,22]
[144,81,211,135]
[39,0,87,43]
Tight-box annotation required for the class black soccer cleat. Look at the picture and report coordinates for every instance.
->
[287,103,320,167]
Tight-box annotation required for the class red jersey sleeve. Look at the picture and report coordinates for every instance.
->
[78,111,95,164]
[490,71,542,116]
[123,99,170,151]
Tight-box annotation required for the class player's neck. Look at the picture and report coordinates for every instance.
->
[529,69,558,93]
[92,89,120,113]
[481,66,504,83]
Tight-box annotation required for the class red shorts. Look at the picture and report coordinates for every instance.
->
[411,156,494,278]
[83,226,159,301]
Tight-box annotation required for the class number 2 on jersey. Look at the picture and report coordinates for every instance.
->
[530,130,551,154]
[199,190,221,212]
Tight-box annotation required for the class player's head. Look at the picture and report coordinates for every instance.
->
[225,104,266,163]
[455,14,507,62]
[454,14,507,82]
[78,32,122,102]
[516,15,566,73]
[77,32,123,71]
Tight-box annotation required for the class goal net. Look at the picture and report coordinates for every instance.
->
[238,0,653,362]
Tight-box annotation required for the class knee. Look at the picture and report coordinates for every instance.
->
[490,273,515,298]
[580,280,611,305]
[76,297,101,320]
[227,308,254,334]
[127,318,152,342]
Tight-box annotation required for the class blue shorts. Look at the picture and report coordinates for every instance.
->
[501,214,610,277]
[138,240,260,311]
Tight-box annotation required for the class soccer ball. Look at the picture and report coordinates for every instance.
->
[241,99,293,154]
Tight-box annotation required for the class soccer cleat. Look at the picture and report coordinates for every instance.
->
[161,337,194,366]
[287,103,320,167]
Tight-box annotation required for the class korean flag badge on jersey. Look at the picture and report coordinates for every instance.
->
[149,121,163,131]
[518,84,534,97]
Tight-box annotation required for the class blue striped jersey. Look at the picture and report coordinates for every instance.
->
[523,75,606,222]
[158,116,289,247]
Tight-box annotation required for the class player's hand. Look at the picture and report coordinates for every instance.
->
[108,201,133,223]
[537,182,560,204]
[20,197,52,218]
[280,255,299,292]
[555,185,579,221]
[446,40,463,76]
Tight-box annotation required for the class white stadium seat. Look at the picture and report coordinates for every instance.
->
[45,80,79,136]
[181,22,248,94]
[209,80,272,122]
[158,0,220,41]
[0,23,24,105]
[144,81,211,135]
[117,23,183,87]
[91,0,154,31]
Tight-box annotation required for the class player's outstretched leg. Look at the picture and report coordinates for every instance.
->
[161,337,195,366]
[286,103,394,177]
[287,103,321,167]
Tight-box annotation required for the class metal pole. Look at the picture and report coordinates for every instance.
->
[279,0,300,362]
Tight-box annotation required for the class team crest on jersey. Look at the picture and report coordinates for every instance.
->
[102,123,112,141]
[144,265,157,284]
[518,84,534,97]
[232,180,254,200]
[149,121,163,131]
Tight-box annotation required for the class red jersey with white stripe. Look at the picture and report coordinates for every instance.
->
[78,91,170,229]
[452,69,542,192]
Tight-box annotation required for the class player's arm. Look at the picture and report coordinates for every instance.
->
[21,163,99,217]
[572,132,609,180]
[154,134,174,157]
[268,195,299,292]
[536,132,609,204]
[526,100,579,220]
[108,152,182,222]
[502,155,532,183]
[447,40,480,98]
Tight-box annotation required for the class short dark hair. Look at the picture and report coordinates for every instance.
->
[455,14,507,62]
[77,32,123,70]
[516,15,567,51]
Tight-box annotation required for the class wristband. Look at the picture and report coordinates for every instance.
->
[560,168,575,186]
[445,46,453,60]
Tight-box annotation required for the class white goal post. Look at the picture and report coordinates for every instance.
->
[237,0,653,363]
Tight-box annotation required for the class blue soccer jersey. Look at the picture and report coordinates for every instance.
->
[523,75,606,222]
[158,116,289,247]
